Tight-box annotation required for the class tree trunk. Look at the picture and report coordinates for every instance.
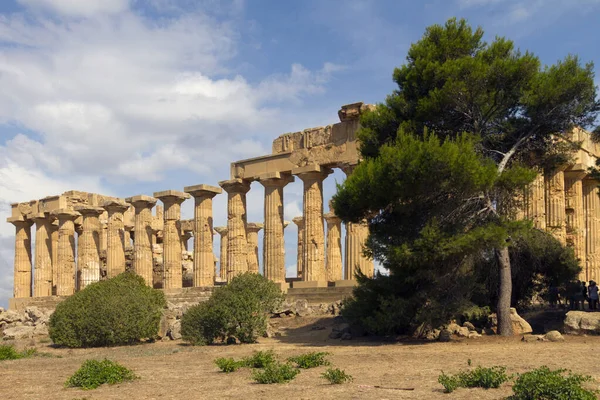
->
[495,246,513,336]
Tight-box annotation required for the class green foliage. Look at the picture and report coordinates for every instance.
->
[214,357,244,373]
[251,362,300,384]
[65,359,137,390]
[457,306,491,329]
[438,365,509,393]
[49,272,166,348]
[243,350,277,368]
[181,273,284,345]
[508,366,598,400]
[287,352,330,369]
[321,368,353,384]
[0,345,37,360]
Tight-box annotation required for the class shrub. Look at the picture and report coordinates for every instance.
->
[49,272,166,348]
[181,273,284,345]
[243,350,277,368]
[287,352,330,369]
[214,357,243,373]
[252,362,299,384]
[508,366,598,400]
[0,345,37,360]
[438,366,509,393]
[321,368,353,384]
[65,359,138,390]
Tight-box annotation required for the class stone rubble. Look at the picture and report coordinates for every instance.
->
[0,306,52,340]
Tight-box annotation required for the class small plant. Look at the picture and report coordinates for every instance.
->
[243,350,277,368]
[321,368,353,384]
[438,365,509,393]
[287,352,330,369]
[0,345,38,361]
[252,362,299,384]
[214,357,243,373]
[508,366,598,400]
[65,359,138,390]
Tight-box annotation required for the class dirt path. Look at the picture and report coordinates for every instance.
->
[1,317,599,399]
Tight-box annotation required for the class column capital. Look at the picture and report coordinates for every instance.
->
[292,164,332,182]
[284,220,291,228]
[323,212,341,224]
[258,172,295,187]
[126,195,158,209]
[7,215,33,227]
[153,190,191,205]
[103,199,130,213]
[51,208,81,221]
[340,162,359,176]
[247,222,264,233]
[184,184,222,199]
[74,205,105,217]
[219,178,251,194]
[214,226,228,236]
[292,216,304,227]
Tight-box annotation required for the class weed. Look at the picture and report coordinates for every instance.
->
[65,359,138,390]
[438,365,509,393]
[242,350,277,368]
[508,366,598,400]
[321,368,353,384]
[252,362,299,384]
[214,357,243,373]
[287,352,330,369]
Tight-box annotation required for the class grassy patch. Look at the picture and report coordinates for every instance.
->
[321,368,353,384]
[0,345,42,361]
[252,362,299,384]
[65,359,138,390]
[287,352,330,369]
[438,365,509,393]
[508,366,598,400]
[242,350,277,368]
[214,357,244,373]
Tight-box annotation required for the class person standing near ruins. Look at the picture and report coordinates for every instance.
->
[588,281,599,311]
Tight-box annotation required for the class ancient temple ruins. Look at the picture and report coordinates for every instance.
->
[5,102,600,308]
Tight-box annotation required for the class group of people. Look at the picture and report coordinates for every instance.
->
[549,280,599,311]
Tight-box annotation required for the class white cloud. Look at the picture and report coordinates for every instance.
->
[17,0,130,17]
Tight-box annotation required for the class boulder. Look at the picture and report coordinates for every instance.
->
[468,331,482,339]
[447,322,461,334]
[564,311,600,335]
[463,321,476,331]
[543,330,564,342]
[167,320,182,340]
[425,329,440,340]
[33,324,49,336]
[489,308,532,335]
[456,327,470,337]
[295,299,311,317]
[0,310,24,324]
[25,307,48,324]
[2,325,35,340]
[439,329,452,342]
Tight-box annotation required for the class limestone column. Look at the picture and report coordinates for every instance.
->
[523,173,546,229]
[545,168,567,245]
[184,184,222,287]
[7,216,33,298]
[292,216,304,279]
[52,209,80,296]
[565,169,587,278]
[259,172,294,283]
[584,178,600,281]
[181,231,193,252]
[74,206,104,290]
[324,212,343,282]
[219,179,251,281]
[31,213,53,297]
[49,219,58,294]
[214,226,228,280]
[293,165,332,282]
[103,200,130,278]
[154,190,190,289]
[126,195,157,286]
[246,223,263,274]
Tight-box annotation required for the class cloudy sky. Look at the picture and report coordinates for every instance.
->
[0,0,598,308]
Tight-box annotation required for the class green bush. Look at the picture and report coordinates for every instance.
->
[214,357,244,373]
[181,273,284,345]
[252,362,299,384]
[438,366,509,393]
[49,272,166,348]
[243,350,277,368]
[287,352,330,369]
[508,366,598,400]
[0,345,37,360]
[321,368,353,384]
[65,359,138,390]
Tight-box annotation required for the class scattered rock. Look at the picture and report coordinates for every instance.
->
[456,327,470,337]
[295,299,312,317]
[463,321,476,331]
[564,311,600,335]
[167,320,182,340]
[0,310,24,324]
[543,330,564,342]
[468,331,482,339]
[521,334,542,343]
[341,332,352,340]
[447,322,461,334]
[489,308,532,335]
[2,325,35,340]
[425,329,440,340]
[33,324,49,336]
[439,329,452,342]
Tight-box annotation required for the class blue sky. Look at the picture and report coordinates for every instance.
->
[0,0,598,308]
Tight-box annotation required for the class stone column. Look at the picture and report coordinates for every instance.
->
[523,173,546,229]
[246,223,263,274]
[324,212,343,282]
[184,184,222,287]
[52,209,80,296]
[154,190,190,289]
[74,206,104,290]
[292,216,304,279]
[293,165,332,283]
[214,226,228,280]
[565,169,587,279]
[584,178,600,281]
[126,195,157,286]
[342,164,374,279]
[181,231,192,252]
[7,216,33,298]
[259,172,294,283]
[49,219,58,294]
[31,213,53,297]
[545,168,567,245]
[103,200,130,279]
[219,179,251,281]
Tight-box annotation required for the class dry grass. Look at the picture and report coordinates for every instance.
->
[1,316,599,399]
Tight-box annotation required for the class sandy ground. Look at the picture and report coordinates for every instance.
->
[1,316,600,400]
